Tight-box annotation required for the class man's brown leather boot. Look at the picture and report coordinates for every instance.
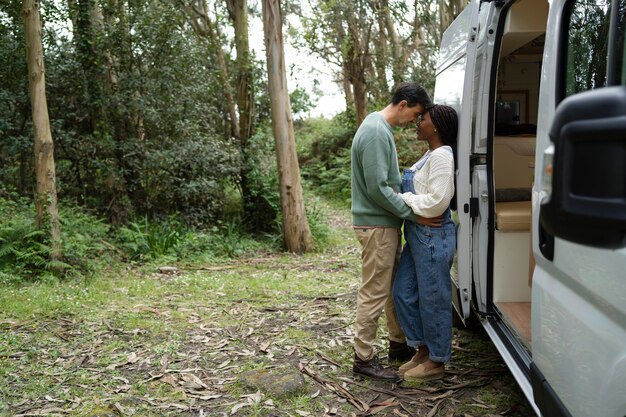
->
[352,355,400,381]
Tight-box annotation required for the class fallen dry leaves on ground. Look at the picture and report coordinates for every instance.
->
[1,212,534,417]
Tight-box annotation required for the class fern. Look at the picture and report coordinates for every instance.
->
[117,216,186,260]
[0,197,111,281]
[0,219,51,275]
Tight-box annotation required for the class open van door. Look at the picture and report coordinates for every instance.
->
[434,0,482,322]
[534,87,626,417]
[532,0,626,415]
[435,0,514,322]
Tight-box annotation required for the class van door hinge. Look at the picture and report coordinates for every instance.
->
[469,197,479,218]
[469,27,477,42]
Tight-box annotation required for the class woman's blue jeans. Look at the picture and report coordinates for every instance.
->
[392,216,456,363]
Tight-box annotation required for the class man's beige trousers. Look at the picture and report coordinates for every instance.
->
[354,227,405,360]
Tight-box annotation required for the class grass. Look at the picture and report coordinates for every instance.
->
[0,198,534,417]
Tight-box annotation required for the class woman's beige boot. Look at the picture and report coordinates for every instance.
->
[403,362,444,381]
[398,352,427,377]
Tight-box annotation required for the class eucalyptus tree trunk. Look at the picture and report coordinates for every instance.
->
[346,7,370,126]
[379,0,403,86]
[23,0,62,262]
[227,0,277,232]
[73,0,105,132]
[335,21,354,112]
[372,0,390,101]
[226,0,253,141]
[262,0,313,254]
[90,0,117,91]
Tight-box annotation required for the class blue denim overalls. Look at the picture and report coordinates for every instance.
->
[392,150,457,363]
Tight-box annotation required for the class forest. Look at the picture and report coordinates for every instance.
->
[0,1,535,416]
[0,0,466,279]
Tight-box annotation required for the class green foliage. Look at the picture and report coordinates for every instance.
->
[241,125,281,233]
[141,134,239,225]
[116,214,268,262]
[395,127,429,168]
[565,0,610,96]
[0,195,110,282]
[1,0,273,227]
[58,205,110,268]
[305,149,352,205]
[200,219,265,258]
[297,116,353,206]
[304,199,332,251]
[290,86,315,120]
[0,218,51,280]
[117,216,187,261]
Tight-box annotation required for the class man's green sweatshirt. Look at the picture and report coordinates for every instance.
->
[351,112,416,227]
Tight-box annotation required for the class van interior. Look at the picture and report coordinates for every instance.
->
[491,0,549,350]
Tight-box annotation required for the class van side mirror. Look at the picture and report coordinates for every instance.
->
[539,86,626,249]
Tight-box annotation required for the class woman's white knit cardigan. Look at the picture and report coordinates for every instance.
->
[400,146,455,218]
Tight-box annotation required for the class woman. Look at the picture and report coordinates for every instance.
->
[392,104,458,381]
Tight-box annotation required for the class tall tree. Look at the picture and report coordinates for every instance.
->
[262,0,313,253]
[298,0,458,119]
[23,0,62,261]
[184,0,240,140]
[185,0,276,231]
[226,0,253,142]
[345,0,372,125]
[299,0,373,125]
[226,0,277,232]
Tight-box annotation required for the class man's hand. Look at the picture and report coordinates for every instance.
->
[416,215,444,227]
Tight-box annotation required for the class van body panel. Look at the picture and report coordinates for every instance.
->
[436,5,474,74]
[531,0,626,415]
[435,0,626,414]
[532,262,626,417]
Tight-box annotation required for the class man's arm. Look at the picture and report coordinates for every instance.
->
[361,139,415,220]
[360,139,444,227]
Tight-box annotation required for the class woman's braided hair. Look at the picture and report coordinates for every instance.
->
[428,104,458,150]
[427,104,459,210]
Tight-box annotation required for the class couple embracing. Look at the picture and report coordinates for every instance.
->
[350,82,458,382]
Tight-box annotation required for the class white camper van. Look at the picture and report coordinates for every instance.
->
[435,0,626,416]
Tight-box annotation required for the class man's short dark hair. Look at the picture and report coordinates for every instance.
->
[391,82,432,108]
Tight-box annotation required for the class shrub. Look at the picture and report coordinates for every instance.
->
[117,216,187,261]
[116,214,269,262]
[240,125,280,233]
[305,199,332,252]
[298,117,353,206]
[0,194,111,282]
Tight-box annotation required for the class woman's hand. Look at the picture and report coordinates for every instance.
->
[417,215,444,227]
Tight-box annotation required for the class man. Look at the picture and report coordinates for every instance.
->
[351,82,438,381]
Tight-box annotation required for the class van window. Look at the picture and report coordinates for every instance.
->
[564,0,611,96]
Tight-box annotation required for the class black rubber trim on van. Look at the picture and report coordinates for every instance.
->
[487,315,531,376]
[530,362,573,417]
[606,0,622,84]
[556,0,576,104]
